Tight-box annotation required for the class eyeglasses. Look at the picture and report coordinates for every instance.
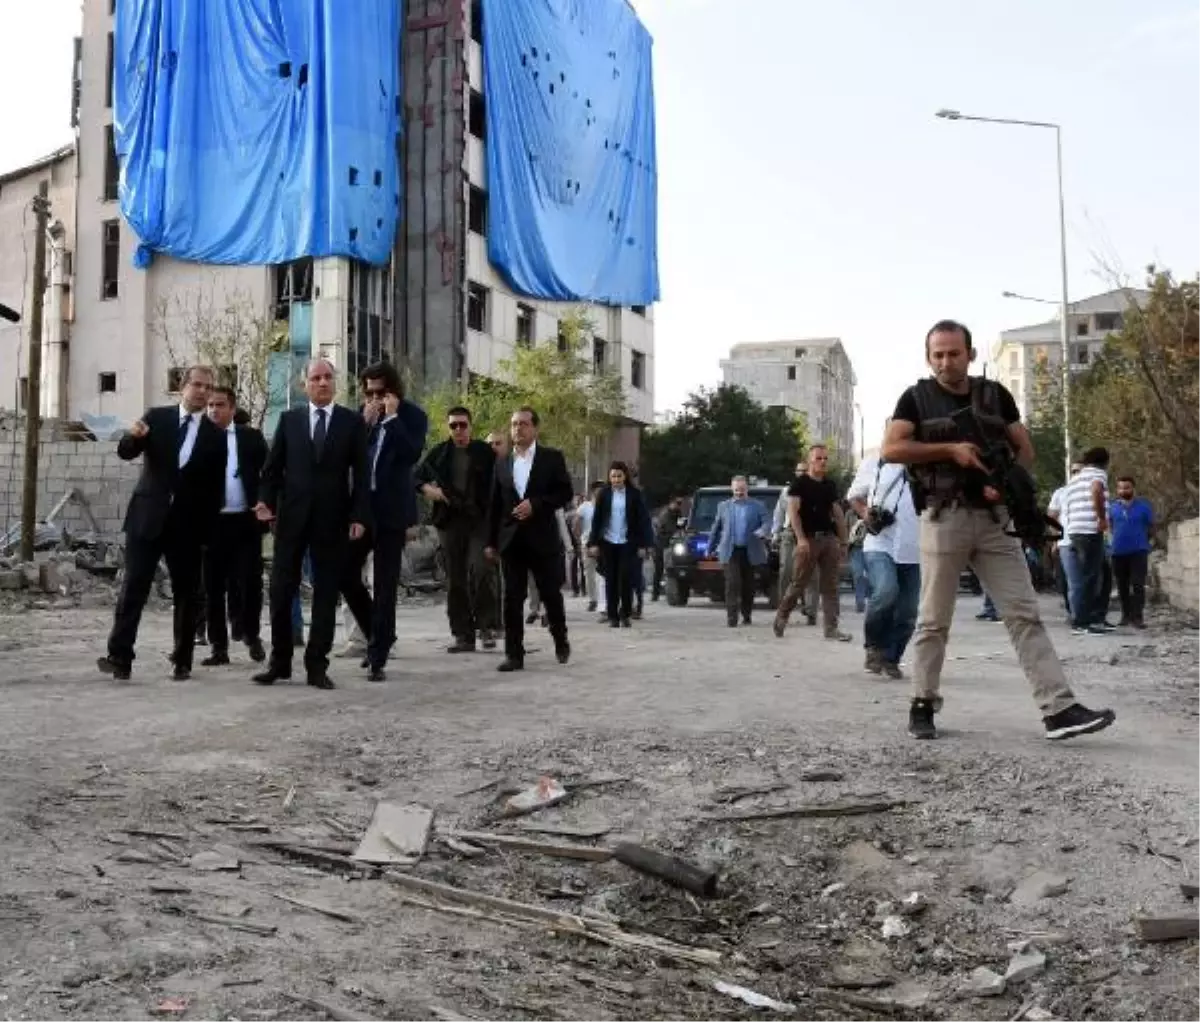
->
[449,421,469,431]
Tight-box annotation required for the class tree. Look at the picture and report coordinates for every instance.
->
[417,309,625,464]
[638,384,802,505]
[158,289,287,428]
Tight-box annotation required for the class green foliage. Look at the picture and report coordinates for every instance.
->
[638,384,802,505]
[416,309,625,463]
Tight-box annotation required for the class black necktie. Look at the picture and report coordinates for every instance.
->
[313,407,327,459]
[177,413,191,453]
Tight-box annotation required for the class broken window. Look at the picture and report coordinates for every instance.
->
[515,302,534,346]
[467,281,489,333]
[98,372,117,393]
[593,337,607,373]
[1094,312,1121,332]
[273,257,314,320]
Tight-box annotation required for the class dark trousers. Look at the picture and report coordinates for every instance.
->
[440,519,493,642]
[269,532,346,674]
[203,512,263,651]
[1112,551,1148,625]
[501,537,567,660]
[1070,533,1108,627]
[601,541,636,621]
[724,546,755,623]
[108,519,203,670]
[568,547,584,596]
[341,527,407,670]
[652,548,666,598]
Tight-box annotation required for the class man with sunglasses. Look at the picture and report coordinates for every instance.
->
[339,362,428,681]
[416,407,497,652]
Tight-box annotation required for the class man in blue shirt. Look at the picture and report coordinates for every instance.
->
[709,475,770,627]
[1109,475,1154,629]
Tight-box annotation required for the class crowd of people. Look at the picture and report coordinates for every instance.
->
[99,319,1132,745]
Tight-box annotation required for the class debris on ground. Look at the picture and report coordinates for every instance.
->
[712,980,795,1012]
[503,776,569,817]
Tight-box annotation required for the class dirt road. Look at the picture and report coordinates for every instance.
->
[0,592,1196,1020]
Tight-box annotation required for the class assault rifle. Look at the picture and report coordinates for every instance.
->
[948,405,1062,545]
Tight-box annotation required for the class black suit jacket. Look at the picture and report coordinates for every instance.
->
[117,405,224,542]
[415,437,496,528]
[587,484,655,550]
[259,404,371,544]
[487,443,574,555]
[224,423,269,525]
[367,399,428,532]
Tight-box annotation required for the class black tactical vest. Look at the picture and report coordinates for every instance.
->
[909,377,1013,512]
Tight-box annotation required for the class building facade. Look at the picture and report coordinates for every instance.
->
[989,289,1148,419]
[2,0,655,459]
[719,338,857,461]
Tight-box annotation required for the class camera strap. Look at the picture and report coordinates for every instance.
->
[871,459,906,512]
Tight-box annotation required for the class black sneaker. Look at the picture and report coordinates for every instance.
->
[882,662,904,680]
[864,647,884,675]
[1043,703,1116,741]
[1086,624,1109,635]
[908,698,938,740]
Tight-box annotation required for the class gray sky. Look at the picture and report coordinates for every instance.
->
[4,0,1197,453]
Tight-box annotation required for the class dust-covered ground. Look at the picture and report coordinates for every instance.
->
[0,590,1196,1021]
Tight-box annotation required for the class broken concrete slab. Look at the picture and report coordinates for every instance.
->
[1004,948,1047,984]
[842,838,892,873]
[353,802,434,864]
[899,891,928,916]
[188,846,241,872]
[961,966,1006,997]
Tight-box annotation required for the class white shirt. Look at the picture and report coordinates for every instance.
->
[308,401,333,439]
[605,487,629,544]
[512,441,536,499]
[772,492,789,537]
[847,459,919,565]
[577,500,595,542]
[1047,485,1072,548]
[177,403,199,468]
[221,426,248,513]
[1063,466,1107,536]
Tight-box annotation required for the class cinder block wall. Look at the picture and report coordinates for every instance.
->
[1158,518,1199,615]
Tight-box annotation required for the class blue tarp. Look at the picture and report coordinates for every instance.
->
[482,0,659,306]
[114,0,401,268]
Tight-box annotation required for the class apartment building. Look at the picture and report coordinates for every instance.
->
[720,338,857,460]
[990,288,1149,419]
[35,0,654,459]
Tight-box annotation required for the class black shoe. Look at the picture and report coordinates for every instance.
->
[525,612,538,625]
[194,632,208,646]
[620,617,632,629]
[633,604,643,620]
[306,672,336,690]
[882,662,904,680]
[481,630,497,650]
[446,640,476,654]
[367,667,386,682]
[651,593,661,602]
[497,658,524,672]
[727,617,738,628]
[201,650,230,667]
[247,639,266,663]
[741,614,751,625]
[1132,620,1147,630]
[231,626,245,643]
[1043,703,1116,741]
[360,656,371,669]
[908,698,938,740]
[609,619,620,628]
[253,666,290,686]
[804,612,817,627]
[587,601,597,613]
[1086,624,1109,635]
[172,665,191,681]
[97,656,131,681]
[555,641,570,665]
[976,611,999,622]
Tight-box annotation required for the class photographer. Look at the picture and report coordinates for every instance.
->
[882,320,1115,742]
[847,444,919,680]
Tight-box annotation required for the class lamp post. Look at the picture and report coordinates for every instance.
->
[936,109,1072,480]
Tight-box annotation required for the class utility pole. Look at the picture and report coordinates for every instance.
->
[20,182,51,564]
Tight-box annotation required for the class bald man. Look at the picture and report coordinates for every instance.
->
[253,359,371,690]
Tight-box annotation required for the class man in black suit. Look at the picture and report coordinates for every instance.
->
[416,405,497,653]
[340,362,428,682]
[253,358,371,690]
[199,385,269,667]
[485,406,574,672]
[98,365,225,681]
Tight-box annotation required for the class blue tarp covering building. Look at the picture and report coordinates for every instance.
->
[113,0,401,268]
[482,0,660,306]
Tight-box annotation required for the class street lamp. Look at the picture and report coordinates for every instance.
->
[936,108,1072,479]
[1001,290,1056,305]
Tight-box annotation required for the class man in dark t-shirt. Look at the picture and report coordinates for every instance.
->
[773,445,851,641]
[882,318,1114,744]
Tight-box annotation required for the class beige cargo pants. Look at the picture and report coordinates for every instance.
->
[911,507,1075,716]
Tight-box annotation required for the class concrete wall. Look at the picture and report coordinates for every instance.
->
[0,419,139,543]
[1158,518,1199,615]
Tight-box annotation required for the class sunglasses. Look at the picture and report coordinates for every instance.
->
[449,421,469,431]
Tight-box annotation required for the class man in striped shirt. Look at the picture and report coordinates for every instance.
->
[1062,447,1113,635]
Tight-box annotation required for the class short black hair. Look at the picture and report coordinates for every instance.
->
[447,405,471,420]
[210,384,236,405]
[608,460,631,478]
[515,405,539,427]
[925,319,974,355]
[360,361,403,398]
[1116,474,1135,486]
[1081,446,1111,468]
[233,408,251,426]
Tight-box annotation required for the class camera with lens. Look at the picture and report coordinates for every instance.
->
[865,506,896,536]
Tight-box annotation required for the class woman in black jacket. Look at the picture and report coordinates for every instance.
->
[587,462,654,627]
